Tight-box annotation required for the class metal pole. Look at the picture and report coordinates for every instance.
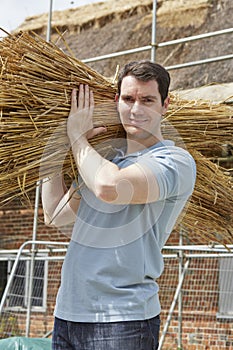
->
[46,0,53,43]
[25,181,41,337]
[166,53,233,70]
[151,0,157,62]
[25,0,53,336]
[83,45,152,63]
[158,27,233,48]
[163,245,233,252]
[178,230,183,349]
[0,241,29,314]
[158,259,190,350]
[82,27,233,64]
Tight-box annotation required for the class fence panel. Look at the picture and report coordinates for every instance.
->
[159,248,233,349]
[0,241,67,339]
[0,242,233,349]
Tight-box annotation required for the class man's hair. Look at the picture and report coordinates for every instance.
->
[117,60,170,105]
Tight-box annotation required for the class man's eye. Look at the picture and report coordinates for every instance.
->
[142,98,153,103]
[123,96,134,102]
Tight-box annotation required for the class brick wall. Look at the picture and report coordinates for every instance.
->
[1,197,233,348]
[0,195,70,249]
[161,316,233,349]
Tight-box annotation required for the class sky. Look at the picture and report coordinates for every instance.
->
[0,0,102,36]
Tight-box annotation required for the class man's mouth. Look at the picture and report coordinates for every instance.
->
[128,117,148,126]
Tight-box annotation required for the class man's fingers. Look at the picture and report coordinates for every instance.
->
[78,84,84,109]
[83,85,89,110]
[69,85,94,126]
[70,88,77,113]
[87,126,107,139]
[89,90,94,114]
[83,85,94,110]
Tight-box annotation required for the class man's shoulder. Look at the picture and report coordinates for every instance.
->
[148,141,195,165]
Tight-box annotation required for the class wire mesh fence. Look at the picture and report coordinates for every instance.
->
[0,242,233,349]
[159,247,233,349]
[0,241,67,339]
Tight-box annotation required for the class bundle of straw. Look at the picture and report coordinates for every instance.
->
[165,95,233,156]
[0,31,124,202]
[181,150,232,245]
[1,31,233,244]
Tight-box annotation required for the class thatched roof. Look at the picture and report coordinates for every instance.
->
[15,0,154,34]
[8,0,232,93]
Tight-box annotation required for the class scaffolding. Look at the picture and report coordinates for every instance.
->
[82,27,233,69]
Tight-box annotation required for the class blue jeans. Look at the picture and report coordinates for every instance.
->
[52,315,160,350]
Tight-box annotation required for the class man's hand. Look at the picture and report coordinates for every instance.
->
[67,84,106,146]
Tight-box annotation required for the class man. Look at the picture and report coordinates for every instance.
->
[42,60,196,349]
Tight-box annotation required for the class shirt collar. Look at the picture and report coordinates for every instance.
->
[114,140,175,159]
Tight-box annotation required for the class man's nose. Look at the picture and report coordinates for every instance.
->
[131,101,142,114]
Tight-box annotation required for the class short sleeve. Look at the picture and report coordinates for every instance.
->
[137,146,196,201]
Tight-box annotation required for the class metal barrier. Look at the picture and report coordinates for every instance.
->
[0,241,68,338]
[1,241,233,348]
[159,245,233,349]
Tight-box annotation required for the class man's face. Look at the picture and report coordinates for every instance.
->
[116,75,169,144]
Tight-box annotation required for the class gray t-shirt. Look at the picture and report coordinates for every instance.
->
[54,140,196,322]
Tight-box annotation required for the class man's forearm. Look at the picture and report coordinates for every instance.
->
[71,136,120,202]
[41,174,67,221]
[70,136,160,205]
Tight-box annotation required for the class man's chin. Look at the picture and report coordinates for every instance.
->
[124,123,143,132]
[126,128,152,142]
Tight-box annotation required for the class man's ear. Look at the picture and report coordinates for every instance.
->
[162,96,170,115]
[115,94,119,111]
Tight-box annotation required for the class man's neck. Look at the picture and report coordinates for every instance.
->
[126,135,164,155]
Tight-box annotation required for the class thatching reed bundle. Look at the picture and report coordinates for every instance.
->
[0,31,124,199]
[0,31,232,244]
[181,150,232,245]
[166,95,233,155]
